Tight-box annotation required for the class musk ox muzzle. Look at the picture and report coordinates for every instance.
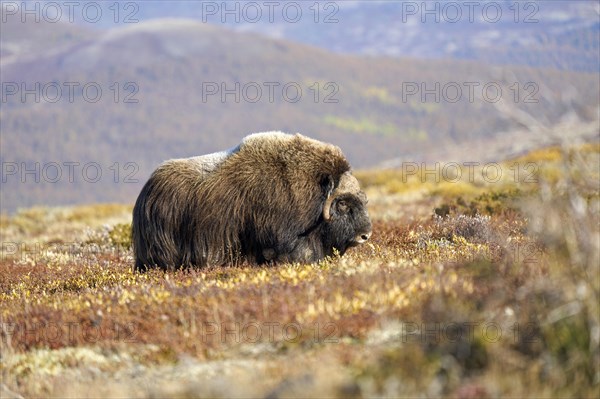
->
[132,132,372,270]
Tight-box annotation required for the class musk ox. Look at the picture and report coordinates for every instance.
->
[132,132,372,270]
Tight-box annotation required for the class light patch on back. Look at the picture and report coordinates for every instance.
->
[187,150,232,173]
[158,131,308,177]
[161,143,241,175]
[241,131,291,146]
[242,131,335,153]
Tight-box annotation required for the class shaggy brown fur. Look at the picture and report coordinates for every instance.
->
[133,132,370,270]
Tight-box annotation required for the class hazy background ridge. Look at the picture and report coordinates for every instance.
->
[1,1,599,213]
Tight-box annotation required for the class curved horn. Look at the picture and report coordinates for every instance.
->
[323,192,335,221]
[322,172,361,221]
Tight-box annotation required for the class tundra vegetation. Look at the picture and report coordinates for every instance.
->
[0,143,598,398]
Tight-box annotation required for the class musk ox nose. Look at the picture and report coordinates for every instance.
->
[356,232,372,244]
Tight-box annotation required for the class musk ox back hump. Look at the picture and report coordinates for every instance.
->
[132,132,352,270]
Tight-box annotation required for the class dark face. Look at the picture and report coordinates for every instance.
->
[323,192,372,254]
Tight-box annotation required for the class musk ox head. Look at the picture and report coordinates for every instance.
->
[266,171,372,264]
[132,132,372,270]
[322,171,372,254]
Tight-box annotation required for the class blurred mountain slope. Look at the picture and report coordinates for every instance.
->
[106,0,600,72]
[1,15,598,212]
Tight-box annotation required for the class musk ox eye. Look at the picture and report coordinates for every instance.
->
[337,200,349,214]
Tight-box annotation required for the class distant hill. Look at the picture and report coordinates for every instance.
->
[0,4,97,62]
[71,0,600,72]
[1,14,598,213]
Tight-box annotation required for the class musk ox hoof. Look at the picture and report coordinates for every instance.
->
[263,248,277,262]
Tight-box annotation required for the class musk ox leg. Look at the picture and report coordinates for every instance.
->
[262,247,312,264]
[282,245,315,263]
[262,233,324,264]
